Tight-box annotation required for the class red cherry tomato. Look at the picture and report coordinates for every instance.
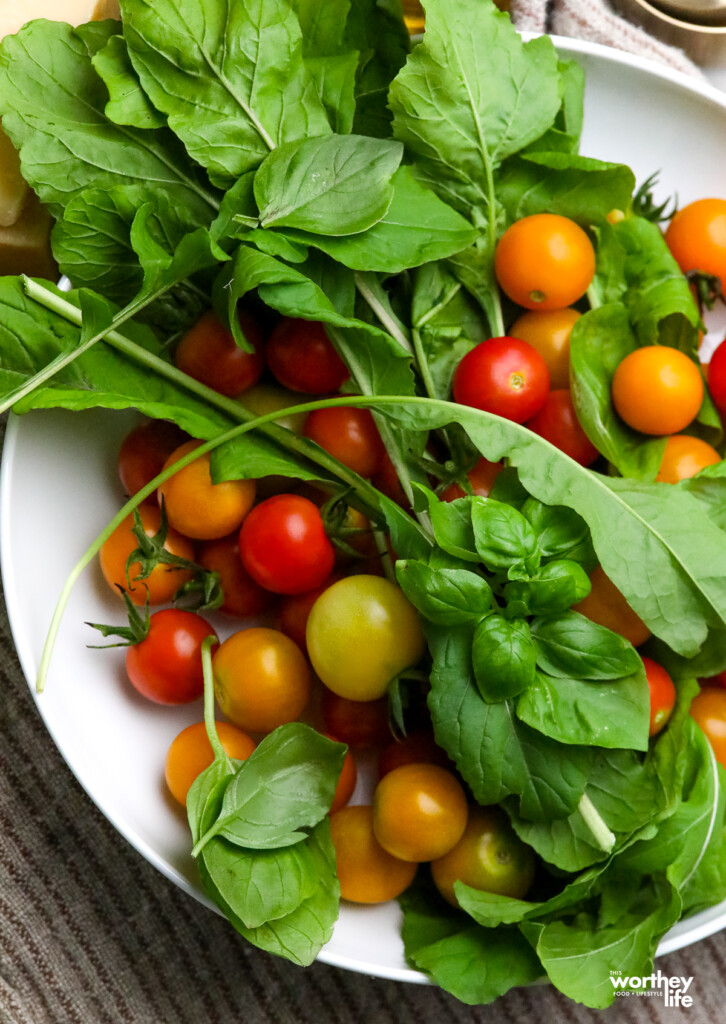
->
[707,339,726,420]
[372,451,409,509]
[303,406,385,478]
[701,671,726,688]
[321,690,391,748]
[441,458,504,502]
[276,573,342,653]
[174,309,265,397]
[197,533,275,618]
[642,656,676,737]
[118,419,189,497]
[125,610,218,705]
[378,730,451,777]
[239,494,336,594]
[526,389,599,466]
[452,337,550,423]
[266,318,349,394]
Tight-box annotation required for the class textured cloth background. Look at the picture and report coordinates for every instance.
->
[3,3,726,1022]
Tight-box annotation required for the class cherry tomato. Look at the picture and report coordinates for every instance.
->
[702,671,726,688]
[212,627,311,733]
[276,573,341,653]
[441,458,504,502]
[494,214,596,311]
[372,763,468,862]
[372,451,409,508]
[690,688,726,768]
[266,318,349,394]
[509,307,580,390]
[665,198,726,290]
[526,389,599,466]
[303,406,384,478]
[307,575,427,701]
[239,494,336,595]
[174,309,265,397]
[706,339,726,420]
[431,807,535,907]
[655,434,720,484]
[378,730,451,777]
[118,419,188,497]
[99,505,195,606]
[125,609,217,705]
[197,534,275,618]
[573,566,651,648]
[642,656,676,737]
[240,381,310,434]
[320,690,391,748]
[158,441,256,541]
[452,336,550,423]
[165,720,256,805]
[325,735,357,814]
[329,805,417,904]
[611,347,704,436]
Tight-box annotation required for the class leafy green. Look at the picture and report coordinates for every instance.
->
[530,612,642,680]
[92,33,166,129]
[395,560,491,626]
[472,616,536,702]
[344,0,410,139]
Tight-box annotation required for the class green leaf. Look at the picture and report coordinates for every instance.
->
[470,498,540,574]
[0,20,216,221]
[422,490,479,563]
[345,0,410,139]
[472,617,536,703]
[498,152,635,226]
[121,0,332,186]
[570,304,666,481]
[530,611,642,681]
[306,53,359,134]
[677,459,726,531]
[426,625,591,821]
[504,560,591,618]
[186,758,237,846]
[201,725,345,850]
[253,134,402,234]
[516,669,650,751]
[92,33,166,129]
[395,560,491,626]
[278,166,478,272]
[389,0,560,222]
[520,499,593,565]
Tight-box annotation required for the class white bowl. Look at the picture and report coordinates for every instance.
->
[3,34,726,986]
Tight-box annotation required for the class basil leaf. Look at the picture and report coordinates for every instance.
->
[519,499,593,565]
[201,724,345,850]
[471,498,540,574]
[122,0,332,187]
[516,669,650,751]
[186,758,238,847]
[530,611,642,680]
[254,134,401,234]
[389,0,560,223]
[0,20,217,220]
[92,33,166,130]
[396,560,491,626]
[472,616,536,703]
[505,560,591,618]
[422,490,479,563]
[278,166,478,272]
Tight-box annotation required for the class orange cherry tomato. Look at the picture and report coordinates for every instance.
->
[611,347,704,436]
[197,533,275,618]
[494,214,596,311]
[303,406,384,478]
[441,458,504,502]
[329,805,417,903]
[325,734,357,814]
[158,441,256,541]
[99,504,195,606]
[174,309,265,397]
[165,721,256,805]
[642,656,676,737]
[372,763,468,863]
[655,434,721,483]
[117,419,188,497]
[378,730,451,777]
[665,198,726,290]
[690,688,726,768]
[431,807,535,907]
[573,566,651,648]
[212,627,311,733]
[320,690,391,748]
[526,389,599,467]
[509,307,580,389]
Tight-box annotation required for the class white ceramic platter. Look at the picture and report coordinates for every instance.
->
[3,34,726,986]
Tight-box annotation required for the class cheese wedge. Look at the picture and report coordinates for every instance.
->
[0,0,120,39]
[0,127,27,228]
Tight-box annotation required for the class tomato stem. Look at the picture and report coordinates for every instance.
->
[201,635,230,767]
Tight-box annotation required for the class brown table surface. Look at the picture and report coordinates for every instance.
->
[2,411,726,1024]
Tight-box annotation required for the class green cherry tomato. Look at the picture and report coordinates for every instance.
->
[431,806,536,907]
[306,575,427,701]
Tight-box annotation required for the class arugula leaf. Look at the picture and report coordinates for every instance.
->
[389,0,560,225]
[92,33,166,130]
[516,669,650,751]
[0,20,217,221]
[344,0,410,139]
[254,134,402,234]
[530,612,642,681]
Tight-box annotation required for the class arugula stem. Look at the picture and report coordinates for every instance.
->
[578,793,616,852]
[411,328,439,402]
[587,283,602,311]
[354,272,413,354]
[374,529,396,582]
[413,282,462,330]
